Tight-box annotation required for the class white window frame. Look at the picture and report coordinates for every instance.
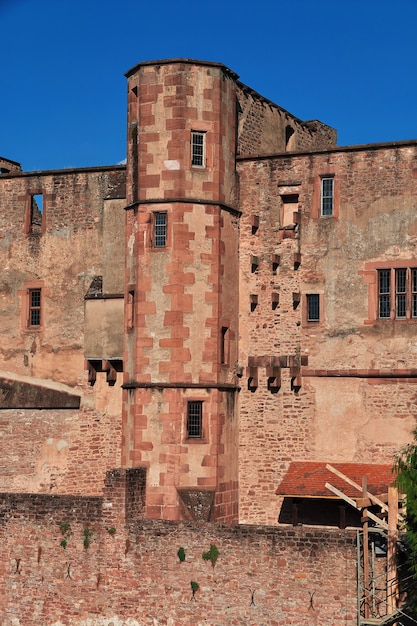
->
[320,177,334,217]
[191,131,206,168]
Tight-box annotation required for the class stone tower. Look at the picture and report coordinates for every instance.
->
[122,59,240,521]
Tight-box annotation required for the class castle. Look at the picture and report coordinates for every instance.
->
[1,58,417,625]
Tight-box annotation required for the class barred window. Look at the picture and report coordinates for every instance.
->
[187,401,203,439]
[378,267,417,319]
[321,177,334,216]
[154,212,167,248]
[191,131,206,167]
[28,288,41,327]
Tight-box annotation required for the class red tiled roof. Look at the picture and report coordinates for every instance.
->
[276,462,395,499]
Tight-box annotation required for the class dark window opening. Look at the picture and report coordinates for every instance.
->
[307,294,320,322]
[28,289,41,327]
[154,212,167,248]
[187,401,203,438]
[127,290,135,330]
[285,125,295,151]
[30,194,43,234]
[221,326,229,364]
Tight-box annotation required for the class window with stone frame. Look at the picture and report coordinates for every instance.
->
[153,212,167,248]
[320,177,334,216]
[378,267,417,319]
[191,131,206,167]
[186,401,203,439]
[28,288,42,327]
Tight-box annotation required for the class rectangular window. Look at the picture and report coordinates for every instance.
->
[307,294,320,322]
[154,212,167,248]
[127,289,135,330]
[378,270,391,318]
[28,288,41,326]
[30,194,43,234]
[191,131,206,167]
[187,401,203,439]
[220,326,230,364]
[378,267,417,319]
[321,178,334,216]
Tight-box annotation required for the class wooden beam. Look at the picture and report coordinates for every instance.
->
[326,464,389,512]
[325,482,388,530]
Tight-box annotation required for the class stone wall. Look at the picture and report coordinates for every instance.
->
[0,469,358,626]
[236,141,417,524]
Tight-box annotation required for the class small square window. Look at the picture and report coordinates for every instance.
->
[191,131,206,168]
[321,178,334,217]
[154,212,167,248]
[307,294,320,322]
[28,288,41,327]
[187,401,203,438]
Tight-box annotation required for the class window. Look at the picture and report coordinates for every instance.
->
[29,193,43,234]
[127,289,135,330]
[320,178,334,216]
[187,401,203,438]
[221,326,230,364]
[154,212,167,247]
[191,131,206,167]
[28,288,41,327]
[378,267,417,319]
[307,294,320,322]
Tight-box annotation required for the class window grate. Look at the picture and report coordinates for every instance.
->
[187,401,203,438]
[29,289,41,326]
[378,267,417,319]
[154,212,167,247]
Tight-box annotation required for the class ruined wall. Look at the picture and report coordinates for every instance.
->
[0,469,358,626]
[236,84,337,157]
[0,167,125,383]
[237,142,417,524]
[0,167,126,495]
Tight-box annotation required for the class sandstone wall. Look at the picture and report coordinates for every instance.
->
[237,142,417,524]
[0,469,358,626]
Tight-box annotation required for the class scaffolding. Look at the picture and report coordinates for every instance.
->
[325,464,417,626]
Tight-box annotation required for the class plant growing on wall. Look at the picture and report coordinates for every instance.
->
[202,544,219,568]
[83,526,93,549]
[190,580,199,600]
[177,547,186,562]
[59,522,71,549]
[106,527,116,536]
[394,431,417,612]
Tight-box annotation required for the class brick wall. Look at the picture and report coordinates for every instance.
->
[0,469,358,626]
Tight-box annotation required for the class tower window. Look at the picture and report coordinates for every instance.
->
[28,289,41,327]
[154,212,167,248]
[320,178,334,216]
[191,131,206,167]
[187,401,203,439]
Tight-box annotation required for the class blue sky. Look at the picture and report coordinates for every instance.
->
[2,0,417,172]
